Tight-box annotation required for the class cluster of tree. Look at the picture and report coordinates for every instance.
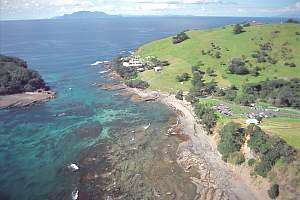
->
[233,24,245,34]
[252,49,277,65]
[176,73,190,82]
[172,32,190,44]
[0,55,49,95]
[286,18,299,23]
[125,79,149,89]
[241,79,300,108]
[194,103,218,134]
[145,57,169,70]
[113,57,137,79]
[246,124,295,177]
[228,58,250,75]
[186,66,225,102]
[217,122,245,163]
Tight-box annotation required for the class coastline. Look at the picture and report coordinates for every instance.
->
[123,87,270,199]
[0,90,56,109]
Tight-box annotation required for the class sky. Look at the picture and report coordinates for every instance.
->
[1,0,300,20]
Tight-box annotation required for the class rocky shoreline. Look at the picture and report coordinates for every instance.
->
[95,77,270,199]
[0,90,56,109]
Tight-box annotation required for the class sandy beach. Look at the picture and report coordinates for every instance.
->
[0,91,56,109]
[125,87,270,200]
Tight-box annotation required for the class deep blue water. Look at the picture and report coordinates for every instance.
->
[0,16,283,200]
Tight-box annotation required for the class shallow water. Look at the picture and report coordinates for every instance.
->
[0,17,282,199]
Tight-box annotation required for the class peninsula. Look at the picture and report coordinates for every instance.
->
[0,55,55,109]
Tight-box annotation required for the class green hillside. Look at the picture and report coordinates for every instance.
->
[138,23,300,93]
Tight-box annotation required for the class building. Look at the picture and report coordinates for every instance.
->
[246,118,259,125]
[123,57,143,68]
[154,66,162,72]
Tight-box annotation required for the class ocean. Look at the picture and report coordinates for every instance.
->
[0,16,283,200]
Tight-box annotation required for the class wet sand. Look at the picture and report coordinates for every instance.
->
[0,91,56,109]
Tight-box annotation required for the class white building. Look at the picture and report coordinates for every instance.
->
[246,118,259,125]
[123,57,143,67]
[154,66,162,72]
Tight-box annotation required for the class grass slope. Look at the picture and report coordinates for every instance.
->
[138,23,300,93]
[137,23,300,148]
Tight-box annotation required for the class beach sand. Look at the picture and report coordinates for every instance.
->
[0,91,56,109]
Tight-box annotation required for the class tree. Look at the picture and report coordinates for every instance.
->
[233,24,245,34]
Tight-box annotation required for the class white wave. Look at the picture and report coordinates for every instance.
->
[68,163,79,172]
[71,189,79,200]
[91,61,103,66]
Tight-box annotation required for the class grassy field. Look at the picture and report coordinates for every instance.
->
[138,23,300,93]
[137,23,300,148]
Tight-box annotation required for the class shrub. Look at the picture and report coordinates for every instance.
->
[248,158,256,166]
[126,79,149,89]
[268,184,279,199]
[176,73,190,82]
[172,32,190,44]
[228,152,245,165]
[228,58,249,75]
[175,90,184,100]
[296,31,300,35]
[233,24,245,34]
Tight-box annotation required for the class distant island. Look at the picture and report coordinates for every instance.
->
[0,55,55,109]
[53,11,118,20]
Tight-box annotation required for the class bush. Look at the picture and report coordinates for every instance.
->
[248,158,256,166]
[268,184,279,199]
[233,24,245,34]
[172,32,190,44]
[126,79,149,89]
[175,90,184,100]
[228,152,245,165]
[176,73,190,82]
[228,58,249,75]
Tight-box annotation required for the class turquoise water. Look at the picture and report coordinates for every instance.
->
[0,17,282,199]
